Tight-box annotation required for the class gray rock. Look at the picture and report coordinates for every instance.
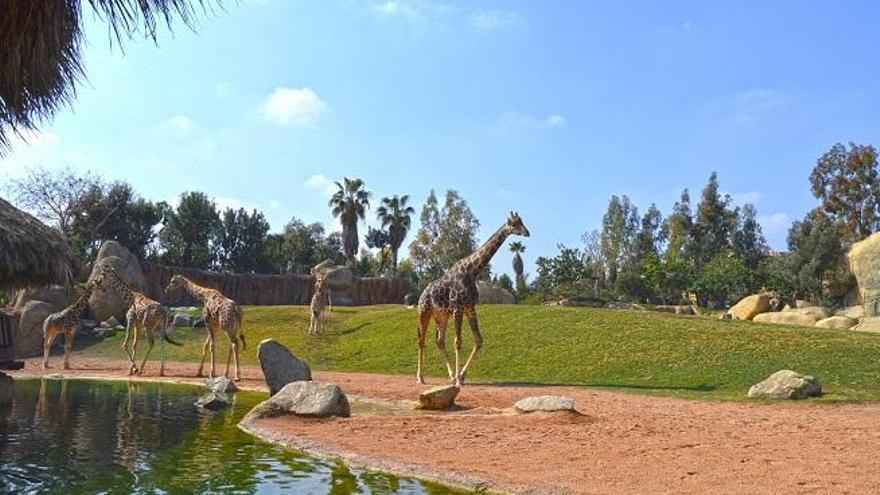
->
[206,376,239,393]
[16,300,55,357]
[747,370,822,400]
[192,316,206,328]
[257,339,312,396]
[514,395,576,413]
[417,384,460,410]
[607,301,636,310]
[476,281,515,304]
[195,392,231,411]
[88,241,148,321]
[0,372,13,406]
[245,382,350,419]
[80,319,98,329]
[172,314,192,328]
[103,316,121,328]
[94,327,116,338]
[12,286,71,313]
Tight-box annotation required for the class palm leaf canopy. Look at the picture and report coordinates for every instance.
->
[0,197,78,290]
[0,0,216,153]
[329,177,372,222]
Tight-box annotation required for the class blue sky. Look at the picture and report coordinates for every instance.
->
[2,0,878,277]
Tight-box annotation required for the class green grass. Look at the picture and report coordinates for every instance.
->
[78,305,880,402]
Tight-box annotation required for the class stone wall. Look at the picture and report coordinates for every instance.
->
[142,264,412,307]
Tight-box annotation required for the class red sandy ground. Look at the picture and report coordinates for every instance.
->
[12,357,880,495]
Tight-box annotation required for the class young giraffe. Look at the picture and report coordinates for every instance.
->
[416,212,531,386]
[309,274,329,335]
[165,275,246,381]
[94,265,181,376]
[42,282,96,370]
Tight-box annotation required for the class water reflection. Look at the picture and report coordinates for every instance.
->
[0,379,463,495]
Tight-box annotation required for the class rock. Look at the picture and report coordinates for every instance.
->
[752,311,819,327]
[192,316,206,328]
[651,305,697,315]
[257,339,312,396]
[80,319,98,330]
[15,300,55,357]
[789,306,831,320]
[172,314,192,328]
[88,241,148,321]
[103,316,121,328]
[607,301,636,310]
[836,305,866,319]
[514,395,576,413]
[206,376,239,394]
[417,385,460,410]
[245,382,350,419]
[747,370,822,399]
[815,316,858,330]
[727,293,772,321]
[476,281,515,304]
[0,372,12,406]
[195,392,231,411]
[849,232,880,316]
[313,262,356,307]
[12,286,71,313]
[94,327,116,338]
[852,317,880,333]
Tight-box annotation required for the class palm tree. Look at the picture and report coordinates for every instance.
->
[509,241,526,293]
[329,177,371,260]
[376,195,415,273]
[1,1,220,153]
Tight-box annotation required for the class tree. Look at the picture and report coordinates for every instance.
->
[494,273,515,293]
[277,217,345,274]
[509,241,527,294]
[376,194,415,273]
[364,226,391,250]
[534,244,593,298]
[159,191,220,269]
[7,166,100,240]
[691,172,737,267]
[599,195,639,285]
[635,203,664,261]
[663,189,693,263]
[732,203,769,269]
[408,189,480,283]
[810,142,880,242]
[329,177,371,260]
[784,209,846,301]
[217,208,270,273]
[691,254,752,307]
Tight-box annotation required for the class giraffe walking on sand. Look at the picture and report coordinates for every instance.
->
[416,212,531,386]
[42,281,96,370]
[165,275,246,381]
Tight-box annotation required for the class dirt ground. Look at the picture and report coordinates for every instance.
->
[11,357,880,495]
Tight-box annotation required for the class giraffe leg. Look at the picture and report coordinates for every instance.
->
[416,310,431,384]
[43,328,59,369]
[453,309,464,387]
[138,334,155,376]
[459,306,484,384]
[63,328,75,370]
[129,321,141,375]
[209,332,217,379]
[159,332,166,377]
[224,334,233,378]
[196,332,211,377]
[433,313,455,381]
[231,340,242,381]
[122,318,136,374]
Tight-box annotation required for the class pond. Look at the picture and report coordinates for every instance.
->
[0,379,464,495]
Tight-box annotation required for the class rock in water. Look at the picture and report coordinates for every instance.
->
[0,372,13,406]
[514,395,576,413]
[417,385,460,410]
[245,382,350,419]
[257,339,312,396]
[206,376,239,393]
[747,370,822,399]
[195,392,230,411]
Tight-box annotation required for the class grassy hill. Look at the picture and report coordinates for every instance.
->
[77,305,880,402]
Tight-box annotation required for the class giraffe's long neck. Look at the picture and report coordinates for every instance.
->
[464,225,512,276]
[104,269,137,304]
[70,286,94,317]
[181,278,213,302]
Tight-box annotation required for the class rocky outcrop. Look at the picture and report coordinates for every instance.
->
[727,293,772,320]
[417,385,460,410]
[476,281,515,304]
[815,316,858,330]
[853,317,880,333]
[12,286,71,313]
[87,241,148,322]
[785,306,831,320]
[257,339,312,396]
[244,382,350,419]
[849,232,880,317]
[15,300,54,357]
[753,312,818,327]
[836,305,866,319]
[747,370,822,399]
[514,395,576,413]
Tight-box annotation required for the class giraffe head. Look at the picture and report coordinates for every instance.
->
[506,211,531,237]
[165,275,187,294]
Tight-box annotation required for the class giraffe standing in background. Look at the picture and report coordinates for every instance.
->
[42,282,96,370]
[94,265,181,376]
[165,275,246,381]
[416,212,531,386]
[309,274,329,335]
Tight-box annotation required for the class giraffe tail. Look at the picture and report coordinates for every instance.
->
[162,315,183,347]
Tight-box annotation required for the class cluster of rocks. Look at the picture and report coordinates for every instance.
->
[724,292,870,331]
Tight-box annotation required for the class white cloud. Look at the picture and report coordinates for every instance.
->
[759,212,790,234]
[729,191,763,206]
[497,111,568,133]
[260,87,327,127]
[543,114,567,127]
[0,130,73,178]
[304,174,338,196]
[160,115,194,132]
[719,88,784,124]
[470,9,522,31]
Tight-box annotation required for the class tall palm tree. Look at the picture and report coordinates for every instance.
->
[1,1,220,153]
[376,194,415,273]
[509,241,526,293]
[329,177,371,260]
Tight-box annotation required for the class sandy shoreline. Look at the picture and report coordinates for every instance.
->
[9,357,880,494]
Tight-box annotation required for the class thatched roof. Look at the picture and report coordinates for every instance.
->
[0,197,77,290]
[0,1,218,153]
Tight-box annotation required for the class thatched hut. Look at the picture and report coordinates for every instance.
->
[0,197,77,290]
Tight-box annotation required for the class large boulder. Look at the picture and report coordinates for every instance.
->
[786,306,831,320]
[727,293,772,321]
[312,260,356,306]
[849,232,880,317]
[257,339,312,396]
[0,372,12,406]
[836,305,866,319]
[417,385,460,410]
[747,370,822,399]
[12,286,71,313]
[815,316,858,330]
[15,300,54,357]
[752,311,819,327]
[853,317,880,333]
[476,281,515,304]
[514,395,576,413]
[88,242,147,322]
[244,381,350,419]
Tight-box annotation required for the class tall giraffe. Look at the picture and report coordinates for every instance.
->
[94,265,181,376]
[165,275,246,381]
[416,212,530,386]
[309,274,329,335]
[42,282,96,370]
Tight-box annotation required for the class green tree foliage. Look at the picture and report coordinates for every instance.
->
[216,208,271,273]
[810,142,880,242]
[329,177,371,260]
[534,245,594,298]
[732,203,769,269]
[159,192,220,269]
[690,172,738,267]
[635,203,665,261]
[600,195,639,285]
[783,209,846,300]
[691,254,752,306]
[364,226,391,250]
[663,189,693,263]
[376,194,415,272]
[408,189,480,283]
[272,217,345,274]
[509,241,527,294]
[494,273,515,293]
